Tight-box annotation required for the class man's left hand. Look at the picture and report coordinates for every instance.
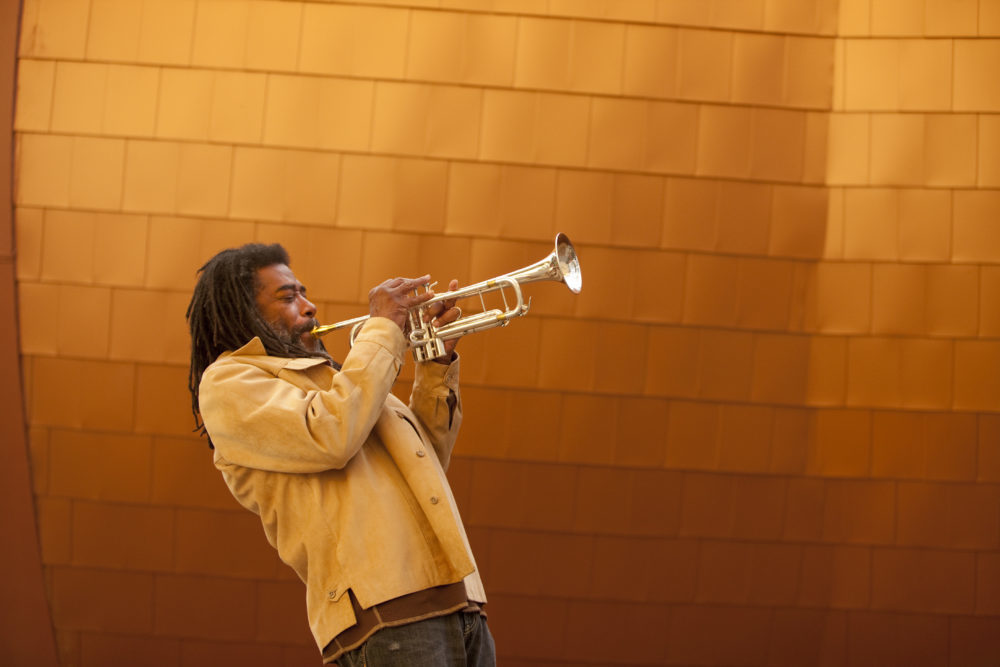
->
[425,279,461,363]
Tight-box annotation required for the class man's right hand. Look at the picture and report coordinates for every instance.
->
[368,276,435,331]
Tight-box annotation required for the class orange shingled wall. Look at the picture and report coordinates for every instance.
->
[6,0,1000,664]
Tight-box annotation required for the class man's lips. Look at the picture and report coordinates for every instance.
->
[295,320,320,339]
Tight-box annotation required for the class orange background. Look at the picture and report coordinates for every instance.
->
[4,0,1000,665]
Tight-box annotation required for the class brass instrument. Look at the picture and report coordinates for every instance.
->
[311,233,583,362]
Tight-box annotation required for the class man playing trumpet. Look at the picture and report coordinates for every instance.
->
[186,243,493,666]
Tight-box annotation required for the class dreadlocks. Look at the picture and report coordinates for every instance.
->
[186,243,318,434]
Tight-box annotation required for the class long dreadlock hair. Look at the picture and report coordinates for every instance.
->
[186,243,321,437]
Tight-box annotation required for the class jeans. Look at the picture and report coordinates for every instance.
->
[337,611,496,667]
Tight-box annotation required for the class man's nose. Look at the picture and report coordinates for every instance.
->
[300,295,316,317]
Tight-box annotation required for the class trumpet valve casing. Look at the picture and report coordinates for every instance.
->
[408,327,447,362]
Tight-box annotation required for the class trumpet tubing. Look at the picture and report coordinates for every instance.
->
[311,233,582,362]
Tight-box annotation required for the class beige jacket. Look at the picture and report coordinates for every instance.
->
[198,317,485,654]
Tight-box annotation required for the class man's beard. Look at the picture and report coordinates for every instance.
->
[266,317,335,364]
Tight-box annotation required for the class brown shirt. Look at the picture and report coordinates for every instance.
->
[198,318,486,660]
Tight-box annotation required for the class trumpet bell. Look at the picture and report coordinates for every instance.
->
[504,232,582,295]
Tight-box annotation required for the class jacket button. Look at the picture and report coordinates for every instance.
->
[328,590,337,600]
[416,450,426,457]
[430,496,439,505]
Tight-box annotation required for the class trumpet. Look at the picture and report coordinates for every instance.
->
[311,233,583,362]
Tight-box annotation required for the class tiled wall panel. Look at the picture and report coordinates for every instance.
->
[11,0,1000,664]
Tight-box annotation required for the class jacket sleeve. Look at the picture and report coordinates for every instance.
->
[199,318,407,473]
[408,355,463,470]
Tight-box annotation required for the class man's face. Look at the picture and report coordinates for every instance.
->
[254,263,324,355]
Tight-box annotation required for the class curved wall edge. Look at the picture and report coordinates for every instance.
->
[0,0,60,663]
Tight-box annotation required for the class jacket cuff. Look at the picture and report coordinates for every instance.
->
[417,351,460,390]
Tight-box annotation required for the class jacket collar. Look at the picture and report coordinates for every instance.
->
[226,337,333,371]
